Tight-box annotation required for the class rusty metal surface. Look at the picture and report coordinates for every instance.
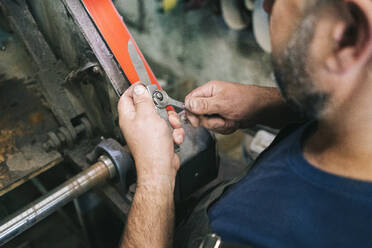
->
[0,76,62,196]
[0,0,131,223]
[0,0,83,130]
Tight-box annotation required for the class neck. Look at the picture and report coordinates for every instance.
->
[303,101,372,182]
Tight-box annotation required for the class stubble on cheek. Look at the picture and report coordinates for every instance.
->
[272,8,329,119]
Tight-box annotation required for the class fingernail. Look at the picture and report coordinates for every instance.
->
[190,99,197,110]
[134,85,145,95]
[176,134,183,143]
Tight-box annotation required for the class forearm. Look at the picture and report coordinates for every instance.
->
[240,86,302,129]
[118,83,182,248]
[121,179,175,248]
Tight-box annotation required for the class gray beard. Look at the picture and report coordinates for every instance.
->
[272,7,329,120]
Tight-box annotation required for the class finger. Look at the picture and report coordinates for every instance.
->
[131,83,156,115]
[199,116,237,133]
[185,83,212,111]
[173,128,185,145]
[211,119,238,134]
[200,116,226,130]
[215,128,236,135]
[185,97,220,115]
[168,111,182,129]
[118,88,136,122]
[186,81,216,99]
[185,111,200,127]
[213,120,238,134]
[185,81,222,109]
[172,154,181,171]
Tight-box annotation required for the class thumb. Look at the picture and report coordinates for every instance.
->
[132,84,155,115]
[186,97,219,115]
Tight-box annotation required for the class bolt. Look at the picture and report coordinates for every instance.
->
[92,66,101,74]
[75,123,85,134]
[154,91,164,101]
[42,141,52,152]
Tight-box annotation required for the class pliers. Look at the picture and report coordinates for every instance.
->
[146,84,185,121]
[128,40,185,124]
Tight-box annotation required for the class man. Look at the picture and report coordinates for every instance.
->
[118,0,372,247]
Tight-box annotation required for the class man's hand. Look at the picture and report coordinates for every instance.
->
[118,83,185,186]
[185,81,262,134]
[185,81,298,133]
[118,83,185,248]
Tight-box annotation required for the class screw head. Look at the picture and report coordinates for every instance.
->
[92,66,101,74]
[43,141,51,152]
[154,91,164,101]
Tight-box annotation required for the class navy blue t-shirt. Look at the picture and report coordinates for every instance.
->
[209,122,372,247]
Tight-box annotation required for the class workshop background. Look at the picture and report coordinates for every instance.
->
[0,0,276,247]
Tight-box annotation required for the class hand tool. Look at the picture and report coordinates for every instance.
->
[128,40,185,153]
[128,39,185,122]
[148,84,185,122]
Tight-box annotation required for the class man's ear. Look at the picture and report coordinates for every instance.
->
[325,0,372,73]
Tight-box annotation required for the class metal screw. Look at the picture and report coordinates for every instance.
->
[42,141,52,152]
[92,66,101,74]
[154,91,164,101]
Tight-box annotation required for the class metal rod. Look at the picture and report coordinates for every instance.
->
[30,177,83,238]
[0,156,116,246]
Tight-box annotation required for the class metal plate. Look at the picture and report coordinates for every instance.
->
[0,76,62,196]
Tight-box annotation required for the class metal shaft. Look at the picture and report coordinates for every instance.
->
[0,156,116,246]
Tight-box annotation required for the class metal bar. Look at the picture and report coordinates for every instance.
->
[61,0,129,96]
[0,156,116,246]
[30,178,83,236]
